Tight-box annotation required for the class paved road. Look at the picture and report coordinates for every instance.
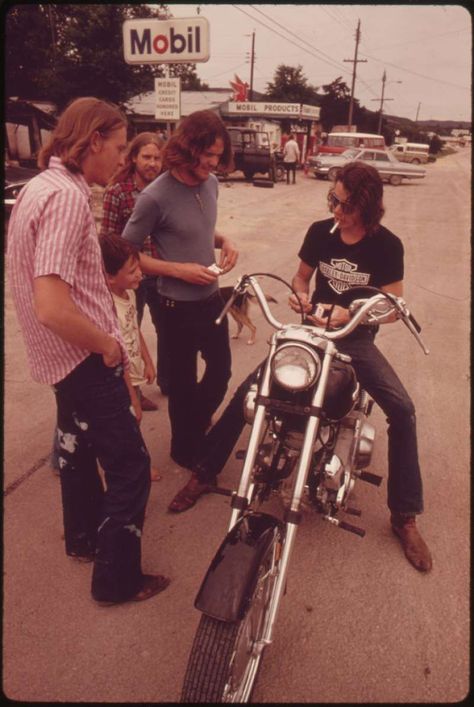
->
[3,149,470,702]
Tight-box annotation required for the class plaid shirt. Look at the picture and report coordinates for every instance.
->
[100,176,159,259]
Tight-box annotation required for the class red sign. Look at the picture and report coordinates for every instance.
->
[229,74,249,102]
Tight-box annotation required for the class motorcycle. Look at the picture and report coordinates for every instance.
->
[180,273,429,703]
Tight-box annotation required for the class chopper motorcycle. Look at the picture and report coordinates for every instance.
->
[180,273,429,703]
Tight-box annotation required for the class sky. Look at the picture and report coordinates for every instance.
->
[164,3,472,123]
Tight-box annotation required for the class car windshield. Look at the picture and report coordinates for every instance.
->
[341,149,359,159]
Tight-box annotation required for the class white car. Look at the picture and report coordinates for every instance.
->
[310,148,426,185]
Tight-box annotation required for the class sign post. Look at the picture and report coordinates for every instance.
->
[123,16,210,134]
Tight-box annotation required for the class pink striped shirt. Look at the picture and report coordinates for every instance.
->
[7,156,125,385]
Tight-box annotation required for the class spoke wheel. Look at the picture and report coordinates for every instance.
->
[180,530,283,703]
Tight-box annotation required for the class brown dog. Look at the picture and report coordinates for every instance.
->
[220,286,277,345]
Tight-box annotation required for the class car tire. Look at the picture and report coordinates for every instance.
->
[327,167,339,182]
[411,158,421,164]
[389,174,403,186]
[253,178,274,188]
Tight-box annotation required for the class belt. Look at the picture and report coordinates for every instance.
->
[159,290,221,309]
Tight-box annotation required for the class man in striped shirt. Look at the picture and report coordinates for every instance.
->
[7,97,170,605]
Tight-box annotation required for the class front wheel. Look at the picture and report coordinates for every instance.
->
[180,529,284,703]
[389,174,403,186]
[327,167,339,182]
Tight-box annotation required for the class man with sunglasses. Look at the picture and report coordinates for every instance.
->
[289,160,432,572]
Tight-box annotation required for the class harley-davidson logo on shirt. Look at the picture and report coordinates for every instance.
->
[320,258,370,293]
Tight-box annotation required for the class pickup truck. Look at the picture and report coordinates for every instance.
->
[225,127,274,181]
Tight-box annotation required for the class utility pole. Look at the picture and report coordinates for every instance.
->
[344,19,367,131]
[415,102,421,123]
[371,70,394,134]
[248,31,255,101]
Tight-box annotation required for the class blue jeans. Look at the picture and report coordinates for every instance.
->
[195,329,424,515]
[53,354,151,602]
[338,328,423,514]
[160,291,232,469]
[135,277,170,394]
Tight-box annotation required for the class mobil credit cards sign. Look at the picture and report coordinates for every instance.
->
[123,17,210,64]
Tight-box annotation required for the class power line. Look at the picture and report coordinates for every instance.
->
[248,4,349,73]
[231,4,351,76]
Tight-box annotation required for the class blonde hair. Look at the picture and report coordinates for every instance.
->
[38,97,127,172]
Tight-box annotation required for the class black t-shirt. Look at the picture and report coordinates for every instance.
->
[298,218,404,306]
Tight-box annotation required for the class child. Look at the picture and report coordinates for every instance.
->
[100,233,161,481]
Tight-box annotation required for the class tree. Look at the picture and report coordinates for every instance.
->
[5,3,207,111]
[265,65,318,105]
[319,77,354,132]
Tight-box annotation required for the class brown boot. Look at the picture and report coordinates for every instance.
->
[391,513,433,572]
[168,472,212,513]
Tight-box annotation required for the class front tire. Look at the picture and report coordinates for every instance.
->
[327,167,339,181]
[389,174,403,186]
[181,529,283,703]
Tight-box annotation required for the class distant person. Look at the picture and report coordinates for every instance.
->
[100,233,162,481]
[7,97,170,605]
[101,131,170,396]
[122,110,239,483]
[283,133,300,184]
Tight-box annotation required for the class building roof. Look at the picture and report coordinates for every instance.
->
[126,89,234,118]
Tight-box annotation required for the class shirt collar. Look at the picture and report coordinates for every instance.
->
[48,155,92,200]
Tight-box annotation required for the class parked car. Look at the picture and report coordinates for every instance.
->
[4,164,39,213]
[389,142,430,164]
[224,127,273,181]
[309,148,426,185]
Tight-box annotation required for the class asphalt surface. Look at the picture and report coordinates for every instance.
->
[3,149,470,703]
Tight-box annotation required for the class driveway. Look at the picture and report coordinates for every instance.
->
[3,149,470,702]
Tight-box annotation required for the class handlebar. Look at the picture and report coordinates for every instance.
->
[216,275,429,355]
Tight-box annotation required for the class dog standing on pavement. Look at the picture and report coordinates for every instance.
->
[219,286,277,345]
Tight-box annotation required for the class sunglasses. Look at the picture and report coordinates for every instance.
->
[327,191,355,214]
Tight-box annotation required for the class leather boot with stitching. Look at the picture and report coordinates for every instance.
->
[391,513,432,572]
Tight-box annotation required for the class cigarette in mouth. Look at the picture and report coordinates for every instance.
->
[330,221,338,234]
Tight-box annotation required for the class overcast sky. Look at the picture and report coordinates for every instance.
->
[164,3,472,123]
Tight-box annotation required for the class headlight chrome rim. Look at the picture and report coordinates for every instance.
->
[270,343,321,391]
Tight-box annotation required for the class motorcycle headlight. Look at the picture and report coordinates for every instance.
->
[270,344,321,391]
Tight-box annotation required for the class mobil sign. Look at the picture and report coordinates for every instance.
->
[123,17,210,64]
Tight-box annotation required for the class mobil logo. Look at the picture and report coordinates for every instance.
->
[123,17,210,64]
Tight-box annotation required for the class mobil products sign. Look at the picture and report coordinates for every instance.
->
[123,17,210,64]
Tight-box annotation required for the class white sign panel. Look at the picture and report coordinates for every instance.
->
[227,101,320,120]
[123,17,210,64]
[301,104,320,120]
[155,78,181,121]
[227,101,301,117]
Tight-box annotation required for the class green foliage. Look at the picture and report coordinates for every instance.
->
[4,3,207,111]
[265,65,318,105]
[429,134,443,155]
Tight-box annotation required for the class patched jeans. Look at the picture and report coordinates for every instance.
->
[53,354,151,602]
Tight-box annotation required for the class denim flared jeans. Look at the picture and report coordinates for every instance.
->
[53,354,151,602]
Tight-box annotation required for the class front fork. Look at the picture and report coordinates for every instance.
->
[230,340,337,646]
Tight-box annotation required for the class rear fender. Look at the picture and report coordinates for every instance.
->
[195,512,282,623]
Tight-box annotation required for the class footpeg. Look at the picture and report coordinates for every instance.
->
[208,485,233,497]
[358,470,383,486]
[323,514,366,537]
